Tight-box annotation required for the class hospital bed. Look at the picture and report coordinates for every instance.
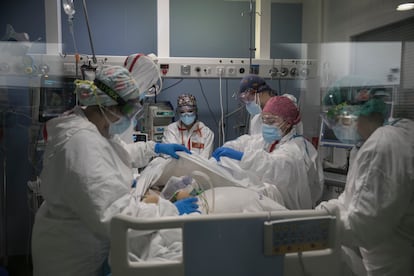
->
[110,209,344,276]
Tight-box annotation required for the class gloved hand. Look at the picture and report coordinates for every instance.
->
[174,197,200,215]
[212,147,243,161]
[154,143,191,159]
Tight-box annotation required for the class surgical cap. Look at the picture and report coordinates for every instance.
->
[355,98,387,117]
[239,74,271,94]
[177,94,197,108]
[124,53,161,97]
[323,75,383,106]
[282,93,298,107]
[263,96,301,125]
[75,65,139,107]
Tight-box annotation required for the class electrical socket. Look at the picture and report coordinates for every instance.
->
[216,66,224,76]
[181,65,191,75]
[227,66,236,76]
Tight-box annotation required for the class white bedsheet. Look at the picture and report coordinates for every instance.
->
[125,153,286,263]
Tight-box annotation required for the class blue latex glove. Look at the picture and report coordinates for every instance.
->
[212,147,243,161]
[154,143,191,159]
[174,197,200,215]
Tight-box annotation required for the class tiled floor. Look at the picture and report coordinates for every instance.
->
[1,255,32,276]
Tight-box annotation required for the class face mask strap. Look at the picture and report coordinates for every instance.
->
[255,92,261,106]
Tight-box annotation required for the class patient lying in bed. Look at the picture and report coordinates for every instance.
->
[123,154,286,263]
[148,174,286,214]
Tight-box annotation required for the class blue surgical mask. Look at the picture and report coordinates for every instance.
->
[246,101,261,116]
[180,113,196,126]
[109,116,132,136]
[332,125,362,145]
[262,124,282,143]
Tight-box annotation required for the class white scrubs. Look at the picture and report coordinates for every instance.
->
[31,106,178,276]
[317,119,414,275]
[162,120,214,159]
[222,127,323,210]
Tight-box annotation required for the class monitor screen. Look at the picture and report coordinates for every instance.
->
[133,132,148,142]
[38,76,77,122]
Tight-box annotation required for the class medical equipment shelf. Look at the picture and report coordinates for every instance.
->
[0,52,318,81]
[60,54,318,80]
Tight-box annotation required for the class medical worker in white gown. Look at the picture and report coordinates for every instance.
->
[238,74,277,135]
[213,96,324,209]
[31,65,198,276]
[162,93,214,158]
[316,96,414,276]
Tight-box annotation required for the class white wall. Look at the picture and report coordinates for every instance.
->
[322,0,414,42]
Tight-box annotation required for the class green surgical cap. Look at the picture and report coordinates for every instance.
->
[356,98,387,117]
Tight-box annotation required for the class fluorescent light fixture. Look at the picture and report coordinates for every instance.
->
[396,2,414,11]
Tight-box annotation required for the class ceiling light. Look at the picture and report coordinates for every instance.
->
[396,2,414,11]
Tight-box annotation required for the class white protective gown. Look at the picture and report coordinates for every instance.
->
[249,113,262,135]
[162,120,214,159]
[222,128,324,210]
[317,119,414,276]
[32,106,179,276]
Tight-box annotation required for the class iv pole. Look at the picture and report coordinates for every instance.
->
[0,111,7,267]
[248,0,256,73]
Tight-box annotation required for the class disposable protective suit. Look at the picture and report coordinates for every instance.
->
[221,128,323,210]
[32,107,178,276]
[162,120,214,159]
[317,119,414,275]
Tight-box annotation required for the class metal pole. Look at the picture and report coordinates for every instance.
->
[82,0,97,64]
[0,112,7,267]
[249,0,254,73]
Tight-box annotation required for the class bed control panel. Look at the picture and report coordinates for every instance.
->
[263,216,336,255]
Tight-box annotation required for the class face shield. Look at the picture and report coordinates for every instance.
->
[238,88,257,104]
[322,76,391,145]
[321,104,363,145]
[93,78,143,120]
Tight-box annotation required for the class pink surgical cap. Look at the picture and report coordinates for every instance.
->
[262,96,301,125]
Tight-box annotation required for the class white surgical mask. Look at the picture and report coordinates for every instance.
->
[101,107,132,137]
[118,118,137,143]
[246,101,261,116]
[108,116,131,136]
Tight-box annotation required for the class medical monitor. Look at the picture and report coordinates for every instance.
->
[38,76,77,122]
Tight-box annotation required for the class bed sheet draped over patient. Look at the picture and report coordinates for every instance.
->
[134,153,286,214]
[123,153,286,262]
